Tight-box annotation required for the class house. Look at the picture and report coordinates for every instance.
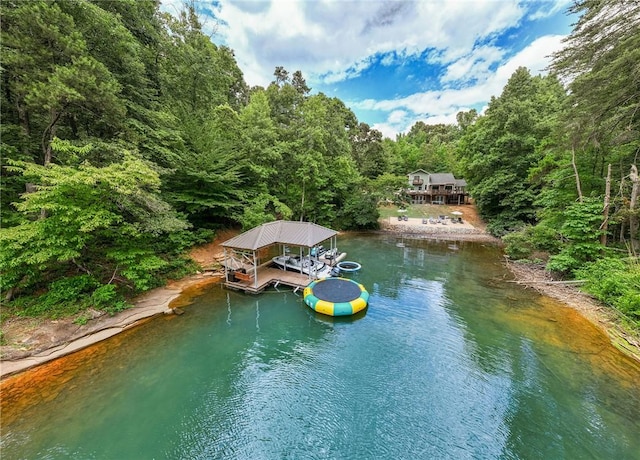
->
[406,169,469,205]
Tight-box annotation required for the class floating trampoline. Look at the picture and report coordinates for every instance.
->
[336,260,361,272]
[303,277,369,316]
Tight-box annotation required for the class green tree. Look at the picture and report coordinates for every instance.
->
[458,67,566,234]
[1,1,126,166]
[238,90,282,191]
[550,0,640,251]
[165,104,245,226]
[546,198,606,276]
[1,143,188,301]
[368,172,408,204]
[456,109,478,132]
[159,4,247,121]
[350,123,386,178]
[384,135,423,175]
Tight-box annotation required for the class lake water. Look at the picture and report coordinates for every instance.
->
[2,234,640,459]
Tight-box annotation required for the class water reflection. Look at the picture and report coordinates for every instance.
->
[2,234,639,459]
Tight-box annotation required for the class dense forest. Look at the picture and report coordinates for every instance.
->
[1,0,638,327]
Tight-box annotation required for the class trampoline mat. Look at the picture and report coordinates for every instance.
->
[312,278,361,303]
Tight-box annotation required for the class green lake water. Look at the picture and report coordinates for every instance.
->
[2,234,640,459]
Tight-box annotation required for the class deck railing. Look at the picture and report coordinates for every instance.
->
[407,189,467,196]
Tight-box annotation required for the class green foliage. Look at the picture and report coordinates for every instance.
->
[503,223,562,260]
[503,228,535,260]
[91,284,118,306]
[350,123,386,178]
[163,229,216,254]
[386,123,461,175]
[91,284,131,316]
[160,6,247,117]
[546,198,605,275]
[458,68,566,235]
[9,275,97,318]
[237,193,292,230]
[529,224,562,253]
[164,103,246,226]
[1,144,188,301]
[6,275,132,319]
[575,258,640,325]
[549,0,639,248]
[162,257,200,282]
[368,173,407,203]
[336,192,380,230]
[107,248,167,291]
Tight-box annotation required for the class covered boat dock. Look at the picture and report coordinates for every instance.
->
[221,221,340,293]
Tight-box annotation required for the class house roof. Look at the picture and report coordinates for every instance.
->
[221,220,338,250]
[455,178,467,187]
[428,173,456,185]
[407,169,430,176]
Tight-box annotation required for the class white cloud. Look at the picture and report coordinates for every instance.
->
[387,110,408,124]
[159,0,570,137]
[357,34,566,136]
[441,45,505,84]
[203,0,525,87]
[526,0,572,20]
[371,122,399,140]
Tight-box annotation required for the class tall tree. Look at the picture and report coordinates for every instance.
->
[550,0,640,249]
[159,3,247,122]
[458,67,566,234]
[165,104,245,227]
[1,1,125,166]
[350,123,386,179]
[1,143,188,299]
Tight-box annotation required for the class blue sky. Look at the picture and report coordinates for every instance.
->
[161,1,574,138]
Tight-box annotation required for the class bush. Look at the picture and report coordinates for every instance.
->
[502,224,560,260]
[9,274,99,318]
[107,248,168,291]
[545,199,605,277]
[575,258,640,326]
[160,257,199,280]
[336,192,380,230]
[547,242,604,277]
[529,224,561,253]
[546,253,581,277]
[503,227,534,260]
[91,283,118,306]
[162,228,216,254]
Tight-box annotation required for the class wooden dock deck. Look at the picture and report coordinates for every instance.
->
[224,266,313,293]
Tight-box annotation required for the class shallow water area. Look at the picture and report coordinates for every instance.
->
[2,234,640,459]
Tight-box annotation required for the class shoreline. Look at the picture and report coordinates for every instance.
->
[2,223,638,378]
[505,259,640,363]
[0,274,222,379]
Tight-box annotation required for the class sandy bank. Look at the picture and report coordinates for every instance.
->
[379,216,502,243]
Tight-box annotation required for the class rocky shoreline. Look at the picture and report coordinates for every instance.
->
[2,225,638,379]
[505,260,640,363]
